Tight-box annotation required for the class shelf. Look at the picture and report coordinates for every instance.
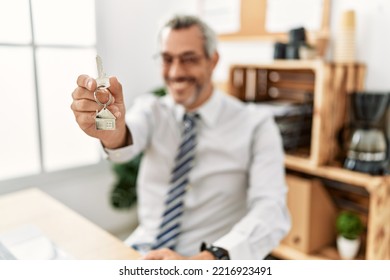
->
[232,60,364,70]
[272,244,365,260]
[232,60,325,71]
[285,154,386,192]
[272,244,327,260]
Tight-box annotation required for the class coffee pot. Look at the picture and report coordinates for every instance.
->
[344,92,390,175]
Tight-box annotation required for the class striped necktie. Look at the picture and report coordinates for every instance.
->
[152,113,198,250]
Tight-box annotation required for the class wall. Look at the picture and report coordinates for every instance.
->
[330,0,390,90]
[97,0,390,105]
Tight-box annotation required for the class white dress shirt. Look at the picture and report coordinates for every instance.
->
[105,89,290,259]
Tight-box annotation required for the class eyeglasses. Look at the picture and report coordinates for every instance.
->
[156,52,206,69]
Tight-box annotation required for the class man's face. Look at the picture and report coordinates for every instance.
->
[160,25,218,110]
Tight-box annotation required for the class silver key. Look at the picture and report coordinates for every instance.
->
[96,55,110,88]
[94,55,116,130]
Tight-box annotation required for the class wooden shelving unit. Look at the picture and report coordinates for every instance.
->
[281,158,390,260]
[227,61,390,260]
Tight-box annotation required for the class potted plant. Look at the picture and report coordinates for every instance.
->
[336,211,364,259]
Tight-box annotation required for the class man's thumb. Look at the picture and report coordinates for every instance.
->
[108,76,124,103]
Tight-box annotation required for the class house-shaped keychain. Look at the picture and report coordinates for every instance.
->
[95,108,116,130]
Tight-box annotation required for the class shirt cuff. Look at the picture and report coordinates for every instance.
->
[213,231,253,260]
[213,216,280,260]
[103,144,139,163]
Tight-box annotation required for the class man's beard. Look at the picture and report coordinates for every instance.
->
[166,76,203,108]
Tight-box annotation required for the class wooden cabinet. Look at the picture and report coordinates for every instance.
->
[227,60,390,259]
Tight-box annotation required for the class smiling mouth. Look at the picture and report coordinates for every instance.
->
[167,78,196,91]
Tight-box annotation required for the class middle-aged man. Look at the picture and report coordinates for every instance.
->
[71,15,290,260]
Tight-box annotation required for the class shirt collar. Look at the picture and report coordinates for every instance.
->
[161,89,222,127]
[196,89,221,127]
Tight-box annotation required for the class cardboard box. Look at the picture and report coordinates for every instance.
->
[283,174,337,253]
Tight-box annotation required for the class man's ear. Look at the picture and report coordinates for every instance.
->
[211,51,219,70]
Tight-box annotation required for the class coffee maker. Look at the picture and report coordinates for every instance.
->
[344,92,390,175]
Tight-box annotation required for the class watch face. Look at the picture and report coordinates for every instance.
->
[211,246,230,260]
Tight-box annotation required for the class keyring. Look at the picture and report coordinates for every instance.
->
[94,88,113,108]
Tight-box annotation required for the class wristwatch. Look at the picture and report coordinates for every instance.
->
[200,242,230,260]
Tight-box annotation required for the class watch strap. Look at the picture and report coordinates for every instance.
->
[200,242,230,260]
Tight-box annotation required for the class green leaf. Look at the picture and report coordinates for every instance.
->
[336,211,364,240]
[110,153,142,209]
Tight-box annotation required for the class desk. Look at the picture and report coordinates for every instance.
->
[0,188,140,260]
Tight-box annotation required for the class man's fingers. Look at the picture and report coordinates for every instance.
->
[72,86,94,101]
[143,250,163,260]
[142,248,183,260]
[71,99,120,115]
[72,87,117,105]
[73,75,124,127]
[74,76,122,106]
[77,74,96,91]
[71,99,98,112]
[74,112,96,130]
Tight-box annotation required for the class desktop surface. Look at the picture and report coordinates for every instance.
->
[0,188,140,260]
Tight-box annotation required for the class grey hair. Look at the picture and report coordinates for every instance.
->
[159,15,217,58]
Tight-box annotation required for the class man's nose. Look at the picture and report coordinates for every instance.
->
[168,58,186,78]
